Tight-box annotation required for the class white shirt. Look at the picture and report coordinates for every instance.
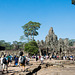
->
[40,57,44,61]
[1,57,3,64]
[19,56,22,62]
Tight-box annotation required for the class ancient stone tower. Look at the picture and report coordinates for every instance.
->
[37,27,69,57]
[45,27,58,54]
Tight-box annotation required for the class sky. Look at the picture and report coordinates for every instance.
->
[0,0,75,43]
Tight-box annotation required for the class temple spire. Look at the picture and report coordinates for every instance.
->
[49,27,54,35]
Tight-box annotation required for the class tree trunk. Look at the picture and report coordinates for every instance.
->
[28,33,29,42]
[31,35,32,41]
[28,36,29,42]
[33,32,34,41]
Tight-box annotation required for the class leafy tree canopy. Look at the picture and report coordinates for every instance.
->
[24,41,39,55]
[22,21,41,42]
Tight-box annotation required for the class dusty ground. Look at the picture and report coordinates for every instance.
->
[37,65,75,75]
[37,59,75,75]
[1,59,75,75]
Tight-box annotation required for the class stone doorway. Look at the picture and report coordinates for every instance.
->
[60,48,62,53]
[41,50,46,56]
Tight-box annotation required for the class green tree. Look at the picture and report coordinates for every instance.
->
[22,21,41,42]
[24,41,39,55]
[0,40,25,50]
[12,41,25,50]
[5,42,11,50]
[13,41,18,50]
[0,40,12,50]
[69,39,75,46]
[17,42,24,50]
[0,40,5,46]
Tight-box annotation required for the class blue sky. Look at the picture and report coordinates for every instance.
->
[0,0,75,43]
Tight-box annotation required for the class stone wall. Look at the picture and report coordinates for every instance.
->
[0,50,28,57]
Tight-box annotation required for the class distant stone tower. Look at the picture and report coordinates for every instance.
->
[45,27,58,54]
[49,27,54,35]
[37,27,69,57]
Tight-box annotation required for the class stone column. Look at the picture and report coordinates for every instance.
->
[39,48,42,56]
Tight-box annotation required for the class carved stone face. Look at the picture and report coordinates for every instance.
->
[64,38,69,45]
[49,27,54,35]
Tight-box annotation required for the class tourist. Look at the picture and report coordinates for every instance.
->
[39,56,41,59]
[14,55,16,60]
[57,55,59,60]
[19,55,21,67]
[0,55,4,70]
[32,55,34,58]
[7,54,10,66]
[2,55,8,74]
[1,55,4,65]
[36,55,38,61]
[40,56,44,64]
[63,56,65,60]
[73,55,74,61]
[26,57,30,65]
[70,55,73,60]
[19,51,26,72]
[50,55,52,60]
[45,55,48,59]
[14,56,18,66]
[8,54,12,66]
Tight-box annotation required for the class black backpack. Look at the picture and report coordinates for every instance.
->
[3,58,7,64]
[21,56,25,64]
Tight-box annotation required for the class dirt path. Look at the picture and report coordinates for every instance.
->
[1,59,75,75]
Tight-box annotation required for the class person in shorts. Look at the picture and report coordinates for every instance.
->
[40,56,44,64]
[9,54,12,66]
[19,51,26,72]
[1,55,4,70]
[1,55,4,65]
[2,55,8,74]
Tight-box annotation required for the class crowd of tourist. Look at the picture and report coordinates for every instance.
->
[0,51,28,74]
[0,51,75,74]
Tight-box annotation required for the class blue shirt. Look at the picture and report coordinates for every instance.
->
[15,57,18,63]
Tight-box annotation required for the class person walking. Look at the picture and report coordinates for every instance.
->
[36,55,38,61]
[0,55,4,71]
[8,54,12,66]
[1,55,4,65]
[19,56,21,67]
[19,51,26,72]
[14,56,18,66]
[2,55,8,74]
[50,55,52,60]
[40,56,44,64]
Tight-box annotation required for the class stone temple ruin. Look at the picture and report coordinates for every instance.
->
[37,27,70,57]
